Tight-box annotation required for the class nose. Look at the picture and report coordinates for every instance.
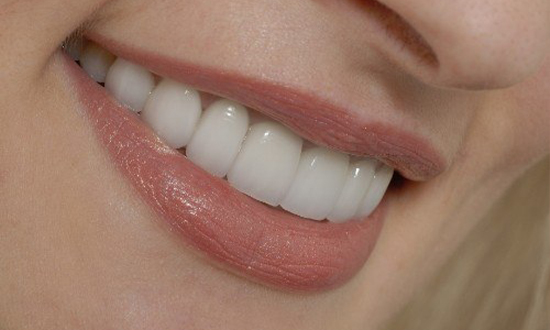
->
[378,0,550,89]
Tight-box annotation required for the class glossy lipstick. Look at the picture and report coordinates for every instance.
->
[63,53,385,291]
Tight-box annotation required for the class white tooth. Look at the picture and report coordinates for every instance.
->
[105,58,155,112]
[186,100,249,177]
[227,121,302,206]
[327,159,377,223]
[141,79,201,149]
[280,147,349,220]
[79,42,115,83]
[355,164,394,218]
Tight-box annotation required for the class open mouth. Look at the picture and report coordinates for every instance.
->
[76,40,395,222]
[61,36,442,291]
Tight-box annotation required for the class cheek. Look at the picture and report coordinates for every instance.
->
[498,61,550,169]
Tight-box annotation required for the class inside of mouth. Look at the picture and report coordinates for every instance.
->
[62,38,395,224]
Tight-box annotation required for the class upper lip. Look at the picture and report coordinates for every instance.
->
[87,33,446,181]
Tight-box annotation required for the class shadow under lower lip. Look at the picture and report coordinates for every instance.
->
[63,52,387,292]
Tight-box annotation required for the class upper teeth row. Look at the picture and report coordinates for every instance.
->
[73,41,394,223]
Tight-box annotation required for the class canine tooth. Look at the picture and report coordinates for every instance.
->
[141,79,201,149]
[105,58,155,112]
[327,159,377,223]
[186,100,249,177]
[79,42,115,83]
[227,121,302,206]
[355,164,394,218]
[280,147,349,220]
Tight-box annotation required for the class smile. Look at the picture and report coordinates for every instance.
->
[61,36,443,291]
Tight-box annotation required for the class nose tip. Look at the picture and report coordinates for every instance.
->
[380,0,550,90]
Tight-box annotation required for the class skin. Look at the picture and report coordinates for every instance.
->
[0,0,548,329]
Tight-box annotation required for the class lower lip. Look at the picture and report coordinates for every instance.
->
[63,52,386,292]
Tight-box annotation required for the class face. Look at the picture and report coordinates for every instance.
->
[0,0,548,329]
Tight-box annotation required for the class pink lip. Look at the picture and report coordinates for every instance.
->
[63,53,384,291]
[88,34,446,181]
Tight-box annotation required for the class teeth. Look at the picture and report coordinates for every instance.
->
[186,100,249,177]
[105,58,155,112]
[327,159,377,222]
[228,122,303,206]
[73,43,397,223]
[355,165,394,218]
[280,147,349,221]
[79,42,116,83]
[141,79,202,149]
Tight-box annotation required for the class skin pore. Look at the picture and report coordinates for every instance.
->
[0,0,548,329]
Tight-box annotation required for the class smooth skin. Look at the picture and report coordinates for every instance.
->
[0,1,548,329]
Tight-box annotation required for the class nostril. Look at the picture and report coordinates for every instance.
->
[360,0,439,67]
[356,0,550,89]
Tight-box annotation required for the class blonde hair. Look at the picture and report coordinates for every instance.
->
[386,157,550,330]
